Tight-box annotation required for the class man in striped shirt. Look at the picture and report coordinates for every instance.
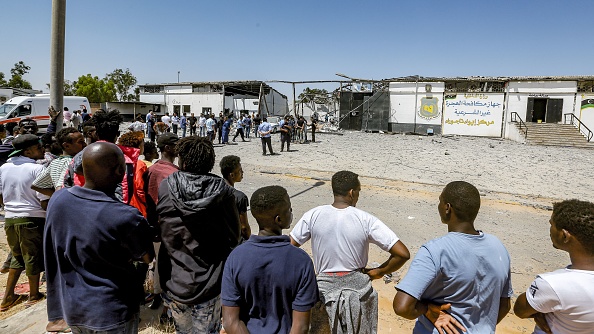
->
[31,127,86,196]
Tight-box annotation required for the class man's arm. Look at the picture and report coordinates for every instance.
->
[393,291,467,333]
[289,310,311,334]
[393,290,429,320]
[513,293,538,318]
[239,212,251,240]
[497,297,511,323]
[290,236,301,247]
[222,306,249,334]
[514,293,551,333]
[363,240,410,280]
[31,185,55,197]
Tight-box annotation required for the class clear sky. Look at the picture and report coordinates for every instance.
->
[1,0,593,99]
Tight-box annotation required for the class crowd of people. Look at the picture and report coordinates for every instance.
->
[0,107,592,334]
[133,109,323,158]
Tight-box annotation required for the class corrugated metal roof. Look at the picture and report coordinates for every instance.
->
[385,75,594,82]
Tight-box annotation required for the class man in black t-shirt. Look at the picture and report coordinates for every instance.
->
[220,155,251,240]
[189,113,198,136]
[252,113,262,138]
[296,116,305,143]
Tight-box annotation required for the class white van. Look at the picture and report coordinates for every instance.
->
[0,95,91,133]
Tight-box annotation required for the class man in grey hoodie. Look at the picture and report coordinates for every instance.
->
[157,136,241,334]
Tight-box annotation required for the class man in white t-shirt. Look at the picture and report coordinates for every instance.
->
[161,113,172,133]
[514,199,594,334]
[63,107,72,125]
[0,135,48,312]
[291,170,410,333]
[198,114,207,137]
[171,113,179,135]
[205,115,217,142]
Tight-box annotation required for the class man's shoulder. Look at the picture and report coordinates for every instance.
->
[303,204,332,216]
[233,187,247,197]
[539,268,594,284]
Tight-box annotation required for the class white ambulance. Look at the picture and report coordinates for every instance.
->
[0,95,91,133]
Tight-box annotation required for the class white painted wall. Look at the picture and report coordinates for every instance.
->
[140,94,166,105]
[507,81,576,93]
[140,86,288,119]
[573,94,594,134]
[503,81,578,139]
[389,82,445,126]
[165,85,193,94]
[443,93,505,137]
[166,93,223,115]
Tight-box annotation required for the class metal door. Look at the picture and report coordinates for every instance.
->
[362,91,389,132]
[526,98,534,122]
[546,99,563,123]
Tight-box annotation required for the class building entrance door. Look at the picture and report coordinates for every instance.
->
[527,98,547,122]
[526,98,563,123]
[545,99,563,123]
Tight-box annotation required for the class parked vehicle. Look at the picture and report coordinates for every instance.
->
[267,116,280,133]
[0,95,91,133]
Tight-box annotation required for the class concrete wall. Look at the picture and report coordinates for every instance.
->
[443,93,505,137]
[573,94,594,135]
[389,82,445,133]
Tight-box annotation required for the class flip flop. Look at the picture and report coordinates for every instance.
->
[24,293,46,308]
[46,319,71,333]
[46,328,71,334]
[0,294,27,311]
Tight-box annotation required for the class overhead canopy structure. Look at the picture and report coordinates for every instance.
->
[139,81,286,99]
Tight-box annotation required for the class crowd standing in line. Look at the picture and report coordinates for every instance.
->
[0,108,591,334]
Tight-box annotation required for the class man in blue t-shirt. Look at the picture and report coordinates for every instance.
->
[222,186,318,334]
[44,142,154,333]
[393,181,512,334]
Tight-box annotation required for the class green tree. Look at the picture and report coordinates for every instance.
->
[6,61,32,89]
[74,74,116,103]
[46,80,77,96]
[106,68,137,101]
[0,72,6,86]
[298,87,331,115]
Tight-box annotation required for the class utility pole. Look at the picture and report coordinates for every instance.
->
[50,0,66,131]
[292,83,296,116]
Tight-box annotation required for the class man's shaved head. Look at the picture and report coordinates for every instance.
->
[441,181,481,222]
[82,142,125,192]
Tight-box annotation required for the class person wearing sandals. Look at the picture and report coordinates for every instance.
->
[0,134,48,312]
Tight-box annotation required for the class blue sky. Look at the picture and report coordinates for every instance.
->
[1,0,592,98]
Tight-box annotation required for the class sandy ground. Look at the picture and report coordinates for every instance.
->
[0,127,591,333]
